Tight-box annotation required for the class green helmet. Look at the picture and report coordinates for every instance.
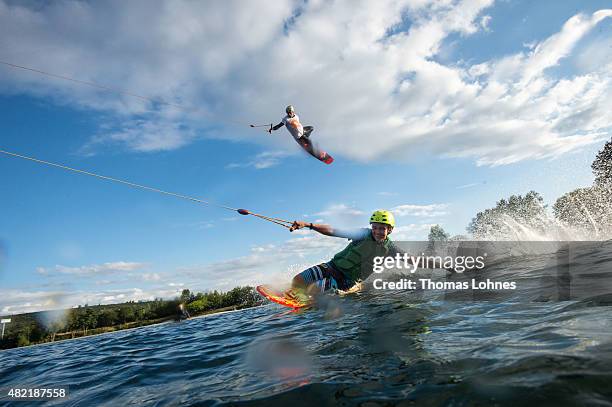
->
[370,210,395,228]
[285,105,295,114]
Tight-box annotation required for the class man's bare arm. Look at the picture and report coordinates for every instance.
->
[289,220,335,237]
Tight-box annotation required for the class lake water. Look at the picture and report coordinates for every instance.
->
[1,241,611,406]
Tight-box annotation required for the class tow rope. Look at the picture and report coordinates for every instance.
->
[1,60,287,139]
[0,149,294,229]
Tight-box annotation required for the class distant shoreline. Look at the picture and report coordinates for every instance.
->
[0,305,258,352]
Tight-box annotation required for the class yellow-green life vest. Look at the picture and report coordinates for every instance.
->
[330,234,394,282]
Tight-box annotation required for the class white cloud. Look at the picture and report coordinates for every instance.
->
[1,2,610,165]
[392,223,438,240]
[391,203,449,217]
[480,15,492,31]
[311,203,367,229]
[314,204,365,218]
[251,244,276,253]
[282,234,346,257]
[575,31,612,73]
[0,286,182,315]
[193,221,215,230]
[307,203,449,230]
[173,229,348,292]
[456,182,480,189]
[37,261,146,276]
[81,119,197,155]
[0,290,68,315]
[226,151,293,169]
[142,273,161,281]
[519,10,612,87]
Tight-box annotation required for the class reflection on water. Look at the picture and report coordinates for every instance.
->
[1,241,611,406]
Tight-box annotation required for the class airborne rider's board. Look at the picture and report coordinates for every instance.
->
[297,139,334,165]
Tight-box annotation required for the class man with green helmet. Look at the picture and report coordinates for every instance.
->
[288,210,403,294]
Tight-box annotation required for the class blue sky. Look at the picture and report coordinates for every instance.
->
[1,0,611,314]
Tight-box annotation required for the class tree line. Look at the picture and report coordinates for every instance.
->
[0,286,263,350]
[428,137,612,240]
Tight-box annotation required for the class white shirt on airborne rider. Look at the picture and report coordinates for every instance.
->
[281,114,304,141]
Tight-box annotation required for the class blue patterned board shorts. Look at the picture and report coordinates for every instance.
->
[296,263,351,292]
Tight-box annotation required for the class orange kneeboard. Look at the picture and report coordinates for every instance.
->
[256,285,312,309]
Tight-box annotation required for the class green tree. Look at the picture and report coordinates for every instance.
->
[186,298,210,314]
[16,333,30,347]
[206,291,223,309]
[428,225,449,242]
[592,138,612,187]
[180,289,194,304]
[118,307,135,324]
[66,309,83,332]
[135,307,147,321]
[98,308,119,327]
[553,185,612,235]
[467,191,548,239]
[83,307,98,331]
[241,287,265,307]
[29,324,45,343]
[552,138,612,236]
